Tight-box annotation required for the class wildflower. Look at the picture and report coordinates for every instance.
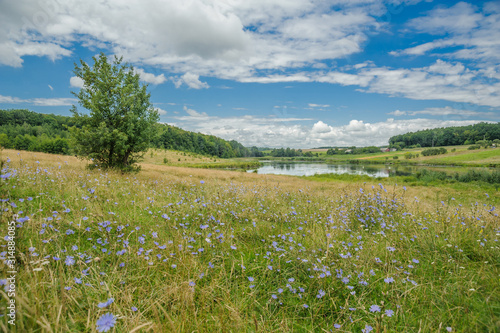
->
[98,298,114,308]
[189,281,196,287]
[369,304,381,313]
[65,256,75,266]
[412,259,419,264]
[303,304,309,308]
[384,277,394,284]
[385,309,394,317]
[334,323,341,329]
[386,246,396,252]
[131,306,138,312]
[74,277,82,284]
[96,313,116,332]
[362,325,373,333]
[446,328,452,332]
[248,277,254,282]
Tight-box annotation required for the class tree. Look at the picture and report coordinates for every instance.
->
[70,53,159,171]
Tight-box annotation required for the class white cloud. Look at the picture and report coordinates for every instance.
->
[171,109,487,148]
[0,0,498,110]
[172,73,209,89]
[395,2,500,64]
[135,68,167,85]
[387,106,499,119]
[48,84,53,91]
[183,105,207,117]
[0,95,24,103]
[308,103,330,108]
[156,107,167,115]
[0,0,383,76]
[31,97,76,106]
[70,76,84,88]
[311,120,331,133]
[0,94,76,106]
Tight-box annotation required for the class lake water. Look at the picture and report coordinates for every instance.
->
[247,162,448,178]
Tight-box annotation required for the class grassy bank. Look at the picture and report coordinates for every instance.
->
[1,150,499,332]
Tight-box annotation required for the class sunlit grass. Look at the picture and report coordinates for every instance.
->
[1,149,499,332]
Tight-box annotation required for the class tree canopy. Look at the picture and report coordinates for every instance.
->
[388,122,500,148]
[70,53,159,171]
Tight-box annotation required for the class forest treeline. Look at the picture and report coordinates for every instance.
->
[0,109,263,158]
[388,122,500,149]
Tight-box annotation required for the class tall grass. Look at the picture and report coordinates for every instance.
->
[0,150,498,332]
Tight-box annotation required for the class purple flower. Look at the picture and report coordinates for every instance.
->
[96,313,116,332]
[385,309,394,317]
[131,306,138,312]
[384,277,394,284]
[74,277,82,284]
[362,325,373,333]
[303,304,309,308]
[65,256,75,266]
[98,298,114,308]
[334,323,341,329]
[412,259,419,264]
[248,277,254,282]
[370,304,381,313]
[189,281,195,287]
[446,328,452,332]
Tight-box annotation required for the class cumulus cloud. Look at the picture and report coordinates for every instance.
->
[170,107,486,148]
[172,73,209,89]
[135,68,167,85]
[1,0,499,109]
[156,107,167,115]
[70,76,84,88]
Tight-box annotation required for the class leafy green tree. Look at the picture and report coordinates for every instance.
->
[70,53,159,171]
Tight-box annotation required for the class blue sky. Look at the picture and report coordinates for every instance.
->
[0,0,499,148]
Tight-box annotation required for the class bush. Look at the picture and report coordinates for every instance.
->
[421,148,447,156]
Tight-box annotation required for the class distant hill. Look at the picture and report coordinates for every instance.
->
[0,109,262,158]
[389,122,500,148]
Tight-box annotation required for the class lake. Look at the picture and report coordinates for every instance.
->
[247,161,455,178]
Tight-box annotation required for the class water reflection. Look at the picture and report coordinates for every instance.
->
[248,162,456,178]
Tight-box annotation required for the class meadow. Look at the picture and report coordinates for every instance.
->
[268,145,500,168]
[0,149,499,332]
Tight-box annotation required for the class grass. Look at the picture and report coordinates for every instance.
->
[264,145,500,167]
[1,149,499,332]
[143,148,261,170]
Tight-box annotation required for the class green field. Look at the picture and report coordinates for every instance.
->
[1,150,499,332]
